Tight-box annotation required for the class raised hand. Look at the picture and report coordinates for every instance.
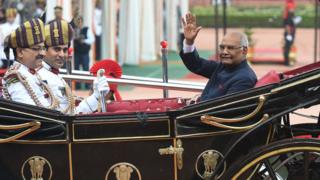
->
[181,12,202,45]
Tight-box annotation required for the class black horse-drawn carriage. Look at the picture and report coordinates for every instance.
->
[1,61,320,180]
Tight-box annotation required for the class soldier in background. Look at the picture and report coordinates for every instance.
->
[33,0,46,22]
[94,1,102,60]
[54,6,63,21]
[283,7,296,66]
[73,16,95,90]
[0,8,5,24]
[0,8,19,67]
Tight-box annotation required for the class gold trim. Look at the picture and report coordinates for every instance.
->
[176,130,236,138]
[0,121,41,143]
[105,162,142,180]
[68,143,74,180]
[21,156,53,180]
[173,139,178,180]
[200,96,266,123]
[72,137,173,144]
[7,139,68,144]
[0,106,66,124]
[178,73,320,120]
[72,119,170,142]
[176,139,183,170]
[174,114,236,137]
[73,135,171,142]
[73,118,169,125]
[232,146,320,179]
[201,114,269,130]
[270,73,320,94]
[0,121,39,130]
[159,139,184,170]
[176,94,269,120]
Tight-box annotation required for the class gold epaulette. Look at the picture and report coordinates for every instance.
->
[3,64,21,86]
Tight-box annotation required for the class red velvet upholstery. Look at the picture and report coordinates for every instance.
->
[0,69,6,77]
[106,98,186,113]
[294,135,320,139]
[283,61,320,77]
[254,70,280,88]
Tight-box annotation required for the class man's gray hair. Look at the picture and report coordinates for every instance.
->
[240,33,249,47]
[227,32,249,48]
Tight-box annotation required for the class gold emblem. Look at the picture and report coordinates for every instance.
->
[195,150,226,179]
[21,156,52,180]
[53,29,59,38]
[34,25,40,35]
[105,162,142,180]
[114,165,133,180]
[203,151,219,178]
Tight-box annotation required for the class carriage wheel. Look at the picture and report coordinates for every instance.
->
[223,138,320,180]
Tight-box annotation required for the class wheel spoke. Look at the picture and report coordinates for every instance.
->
[303,151,310,179]
[263,159,278,180]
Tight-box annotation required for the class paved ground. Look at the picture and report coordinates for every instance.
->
[75,27,319,124]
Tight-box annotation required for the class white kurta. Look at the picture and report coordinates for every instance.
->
[37,62,100,114]
[0,22,19,60]
[2,62,50,107]
[45,0,72,23]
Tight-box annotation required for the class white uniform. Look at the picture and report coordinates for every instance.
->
[37,62,100,114]
[2,62,50,107]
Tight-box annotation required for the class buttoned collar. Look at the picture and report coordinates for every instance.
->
[42,62,59,75]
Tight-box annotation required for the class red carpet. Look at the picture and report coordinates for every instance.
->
[184,73,204,79]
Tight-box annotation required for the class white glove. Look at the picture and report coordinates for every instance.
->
[286,35,293,42]
[93,76,110,99]
[293,16,302,25]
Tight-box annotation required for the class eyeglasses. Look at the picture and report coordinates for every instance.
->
[219,45,243,51]
[28,46,47,52]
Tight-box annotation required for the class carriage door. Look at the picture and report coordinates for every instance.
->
[72,115,175,180]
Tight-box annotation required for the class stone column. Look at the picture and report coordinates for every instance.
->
[101,0,116,59]
[118,0,141,65]
[140,0,156,62]
[154,0,164,56]
[165,0,178,51]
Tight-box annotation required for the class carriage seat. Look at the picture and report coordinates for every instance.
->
[254,70,280,88]
[0,69,6,77]
[104,97,187,114]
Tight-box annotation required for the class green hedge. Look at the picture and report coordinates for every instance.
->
[196,15,315,28]
[192,5,316,28]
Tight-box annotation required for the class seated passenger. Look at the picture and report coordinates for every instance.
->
[180,13,257,102]
[2,19,53,108]
[37,19,109,114]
